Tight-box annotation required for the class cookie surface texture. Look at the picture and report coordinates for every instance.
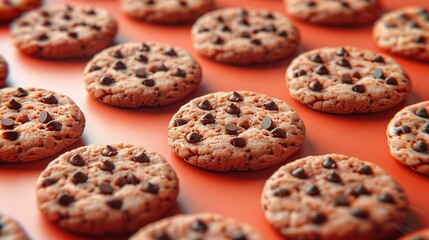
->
[0,87,85,163]
[11,4,117,59]
[192,7,300,64]
[373,7,429,62]
[0,213,30,240]
[35,143,179,235]
[286,46,411,114]
[262,153,408,240]
[284,0,380,25]
[84,42,202,107]
[130,213,263,240]
[168,91,306,171]
[0,54,7,81]
[0,0,41,22]
[120,0,214,24]
[387,101,429,175]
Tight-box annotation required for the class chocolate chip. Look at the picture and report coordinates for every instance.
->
[334,195,349,206]
[230,137,246,147]
[174,118,188,126]
[225,123,238,135]
[271,127,286,138]
[278,30,288,38]
[164,48,177,56]
[85,9,96,15]
[136,54,148,63]
[410,21,421,29]
[186,132,202,143]
[384,22,397,28]
[239,18,249,26]
[168,68,187,78]
[90,25,102,31]
[37,33,49,41]
[62,13,71,20]
[155,232,171,240]
[212,36,224,45]
[322,157,337,169]
[307,1,316,7]
[72,171,87,184]
[372,68,384,79]
[336,47,349,56]
[42,20,52,26]
[1,119,14,130]
[262,117,275,130]
[293,69,306,77]
[373,55,385,63]
[399,13,410,20]
[191,219,208,232]
[134,152,150,163]
[265,12,275,19]
[241,32,251,38]
[146,0,155,5]
[413,141,428,152]
[415,36,426,44]
[352,72,362,79]
[341,74,353,84]
[340,1,350,8]
[229,92,243,102]
[309,81,323,91]
[423,123,429,134]
[3,131,19,141]
[337,58,351,68]
[42,177,58,187]
[221,25,231,32]
[138,43,151,52]
[106,199,122,209]
[315,65,329,75]
[102,145,117,156]
[395,125,411,135]
[39,111,52,123]
[238,9,248,17]
[351,209,369,219]
[385,77,398,85]
[89,65,101,72]
[274,188,290,197]
[352,85,365,93]
[143,182,159,194]
[311,212,327,224]
[198,100,213,110]
[100,159,115,171]
[40,11,50,17]
[250,39,262,46]
[266,23,277,32]
[112,50,123,58]
[113,61,126,70]
[198,27,210,33]
[135,68,147,78]
[416,108,428,118]
[68,32,78,39]
[215,16,224,23]
[232,232,247,240]
[306,185,320,196]
[99,182,114,194]
[58,194,74,206]
[310,54,323,63]
[352,185,370,196]
[43,94,58,104]
[291,167,307,179]
[179,0,187,7]
[152,63,168,72]
[125,173,140,185]
[14,88,28,97]
[142,79,155,87]
[358,165,373,175]
[326,172,341,183]
[69,154,85,166]
[227,103,241,116]
[378,193,395,204]
[6,99,21,109]
[100,75,114,85]
[200,113,215,125]
[46,121,62,131]
[264,100,278,110]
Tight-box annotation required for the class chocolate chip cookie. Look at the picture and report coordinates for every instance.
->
[168,91,306,171]
[284,0,381,25]
[0,213,30,240]
[0,54,7,81]
[130,213,263,240]
[0,0,41,23]
[0,87,85,163]
[120,0,215,24]
[84,42,202,107]
[36,143,179,235]
[192,7,300,64]
[373,7,429,62]
[11,4,117,59]
[262,153,408,240]
[286,46,411,114]
[387,101,429,176]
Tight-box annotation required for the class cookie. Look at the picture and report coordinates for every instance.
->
[191,7,300,64]
[373,7,429,62]
[130,213,263,240]
[0,0,41,23]
[0,87,85,163]
[11,4,117,59]
[35,143,179,235]
[0,54,7,81]
[387,101,429,175]
[286,46,411,114]
[120,0,215,24]
[284,0,381,25]
[0,213,30,240]
[168,90,306,171]
[84,42,202,108]
[400,228,429,240]
[262,153,408,240]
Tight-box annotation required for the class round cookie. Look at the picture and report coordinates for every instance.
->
[35,143,179,235]
[262,153,408,240]
[284,0,381,25]
[120,0,215,24]
[83,42,202,108]
[130,213,263,240]
[0,87,85,163]
[168,90,306,171]
[387,101,429,175]
[400,228,429,240]
[0,54,7,81]
[373,7,429,62]
[0,213,30,240]
[0,0,41,23]
[11,4,117,59]
[286,46,411,114]
[191,7,300,65]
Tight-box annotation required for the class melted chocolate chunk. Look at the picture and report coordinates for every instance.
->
[186,132,202,143]
[43,94,58,104]
[306,185,320,196]
[326,172,341,183]
[352,85,365,93]
[171,68,186,77]
[58,194,74,206]
[6,99,21,109]
[191,219,208,232]
[99,182,114,194]
[1,119,14,130]
[309,81,323,91]
[230,137,246,147]
[291,167,307,179]
[229,92,244,102]
[315,65,329,75]
[46,121,62,131]
[198,100,213,110]
[39,111,52,123]
[3,131,19,140]
[102,145,117,156]
[143,182,159,194]
[72,171,88,184]
[100,76,114,85]
[271,127,286,138]
[174,118,188,126]
[100,159,115,171]
[311,212,327,224]
[262,117,275,130]
[142,79,155,87]
[385,77,398,85]
[42,177,58,187]
[200,113,215,125]
[322,157,337,169]
[358,165,373,175]
[274,188,290,197]
[69,154,85,166]
[134,152,150,163]
[264,100,278,110]
[225,123,238,135]
[227,103,241,116]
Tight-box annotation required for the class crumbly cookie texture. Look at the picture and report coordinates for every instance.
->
[262,154,408,240]
[192,7,300,64]
[36,143,179,235]
[0,87,85,163]
[130,213,263,240]
[11,4,117,59]
[0,213,30,240]
[400,228,429,240]
[84,42,202,107]
[0,54,7,81]
[286,46,411,114]
[168,91,306,171]
[373,7,429,62]
[120,0,214,24]
[284,0,380,25]
[387,101,429,175]
[0,0,41,22]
